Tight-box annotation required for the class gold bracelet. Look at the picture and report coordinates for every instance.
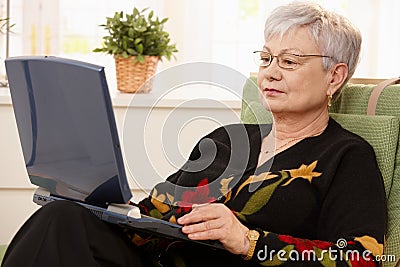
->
[242,230,260,260]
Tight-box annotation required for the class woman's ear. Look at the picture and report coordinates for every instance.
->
[327,63,348,96]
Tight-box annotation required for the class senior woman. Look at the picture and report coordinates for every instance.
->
[2,2,386,267]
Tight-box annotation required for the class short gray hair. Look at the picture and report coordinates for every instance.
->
[264,1,362,91]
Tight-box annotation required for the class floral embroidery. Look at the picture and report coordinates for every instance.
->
[278,235,332,252]
[235,172,279,197]
[220,177,234,203]
[274,235,379,266]
[131,233,147,246]
[282,160,322,186]
[236,173,285,222]
[138,159,382,267]
[169,215,177,224]
[354,236,383,256]
[177,178,216,213]
[150,188,173,214]
[149,208,163,219]
[223,190,232,204]
[235,161,323,222]
[138,203,150,215]
[347,249,377,267]
[220,177,234,197]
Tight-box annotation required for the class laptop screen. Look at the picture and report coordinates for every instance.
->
[5,56,132,207]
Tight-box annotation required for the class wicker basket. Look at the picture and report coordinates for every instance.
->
[114,55,159,93]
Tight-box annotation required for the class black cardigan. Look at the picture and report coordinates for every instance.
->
[137,118,386,266]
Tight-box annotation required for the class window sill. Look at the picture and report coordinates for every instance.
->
[0,87,242,109]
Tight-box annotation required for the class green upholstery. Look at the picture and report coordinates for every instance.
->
[330,83,400,266]
[241,78,273,124]
[0,244,7,264]
[241,77,400,266]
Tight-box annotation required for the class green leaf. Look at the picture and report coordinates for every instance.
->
[122,37,127,50]
[128,28,134,37]
[236,212,247,222]
[239,175,284,216]
[133,7,139,17]
[313,247,336,267]
[137,43,143,54]
[235,172,279,198]
[149,209,162,219]
[138,55,145,63]
[127,48,137,55]
[134,25,147,32]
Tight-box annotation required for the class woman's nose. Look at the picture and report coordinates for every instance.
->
[260,60,282,81]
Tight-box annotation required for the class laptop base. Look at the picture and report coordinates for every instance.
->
[33,187,225,250]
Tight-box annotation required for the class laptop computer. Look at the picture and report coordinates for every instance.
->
[5,56,223,250]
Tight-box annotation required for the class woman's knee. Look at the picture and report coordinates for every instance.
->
[38,200,92,218]
[31,200,101,231]
[40,199,85,211]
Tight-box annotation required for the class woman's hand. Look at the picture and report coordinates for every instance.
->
[177,203,250,255]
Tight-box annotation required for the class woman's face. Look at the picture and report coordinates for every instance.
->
[257,27,332,117]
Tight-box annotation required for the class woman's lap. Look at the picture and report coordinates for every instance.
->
[2,200,146,267]
[2,200,250,267]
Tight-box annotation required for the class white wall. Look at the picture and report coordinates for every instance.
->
[0,99,39,245]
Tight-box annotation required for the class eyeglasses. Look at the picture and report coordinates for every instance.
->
[253,51,332,70]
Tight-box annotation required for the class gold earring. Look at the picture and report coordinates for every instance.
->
[327,95,332,108]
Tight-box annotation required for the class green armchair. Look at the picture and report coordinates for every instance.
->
[0,245,6,264]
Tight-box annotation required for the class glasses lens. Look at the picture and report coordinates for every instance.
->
[278,54,299,70]
[253,51,271,67]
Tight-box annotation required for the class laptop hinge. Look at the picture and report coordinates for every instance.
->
[35,187,51,196]
[107,203,141,219]
[33,187,54,206]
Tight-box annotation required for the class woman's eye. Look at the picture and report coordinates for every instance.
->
[261,57,271,63]
[281,58,297,66]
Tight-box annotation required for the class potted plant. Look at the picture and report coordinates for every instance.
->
[94,7,177,93]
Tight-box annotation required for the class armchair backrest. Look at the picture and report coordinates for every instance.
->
[241,76,400,266]
[330,80,400,266]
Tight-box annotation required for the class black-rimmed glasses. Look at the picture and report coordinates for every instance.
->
[253,51,332,70]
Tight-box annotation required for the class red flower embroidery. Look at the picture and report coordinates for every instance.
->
[348,250,376,267]
[177,178,216,213]
[278,235,332,260]
[349,257,376,267]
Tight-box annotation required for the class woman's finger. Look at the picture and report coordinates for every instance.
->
[187,228,224,241]
[181,218,224,234]
[178,204,221,225]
